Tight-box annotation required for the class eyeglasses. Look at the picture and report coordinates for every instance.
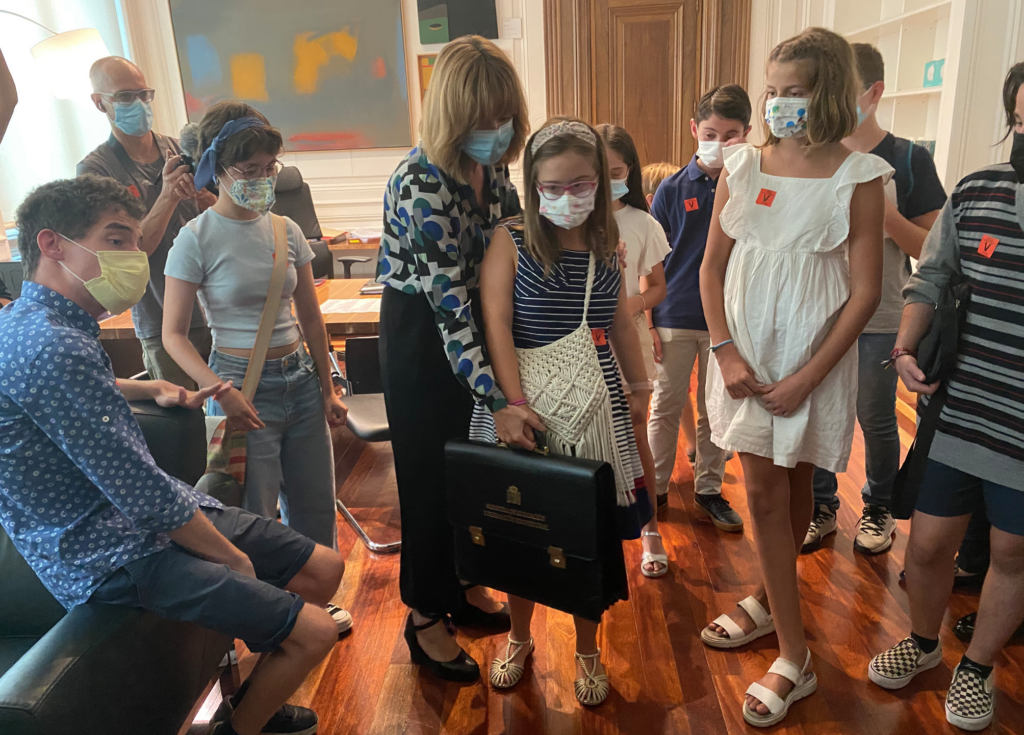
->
[536,180,599,200]
[100,88,156,105]
[230,161,283,179]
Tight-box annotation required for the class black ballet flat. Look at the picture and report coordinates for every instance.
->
[404,613,480,682]
[450,584,512,631]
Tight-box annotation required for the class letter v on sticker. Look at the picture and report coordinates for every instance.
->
[756,188,776,207]
[978,235,999,258]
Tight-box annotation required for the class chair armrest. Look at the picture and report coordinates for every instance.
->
[0,604,230,735]
[336,256,372,264]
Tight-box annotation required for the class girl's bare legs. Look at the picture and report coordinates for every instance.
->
[634,408,668,573]
[707,458,813,640]
[741,455,814,715]
[504,595,537,668]
[573,616,605,679]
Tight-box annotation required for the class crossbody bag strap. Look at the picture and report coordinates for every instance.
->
[240,214,289,401]
[581,251,595,327]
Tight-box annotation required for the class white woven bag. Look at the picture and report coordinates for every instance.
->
[515,252,632,507]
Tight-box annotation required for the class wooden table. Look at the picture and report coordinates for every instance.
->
[98,279,381,342]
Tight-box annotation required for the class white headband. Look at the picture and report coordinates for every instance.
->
[529,121,597,155]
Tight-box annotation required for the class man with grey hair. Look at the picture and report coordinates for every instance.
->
[78,56,213,387]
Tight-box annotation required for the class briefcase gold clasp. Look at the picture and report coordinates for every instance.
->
[548,546,565,569]
[506,485,522,505]
[470,526,485,546]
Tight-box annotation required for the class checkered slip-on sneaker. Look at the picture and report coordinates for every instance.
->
[868,637,943,689]
[945,663,995,731]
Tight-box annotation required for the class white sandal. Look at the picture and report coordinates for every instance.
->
[743,649,817,727]
[489,635,533,689]
[641,531,669,578]
[700,595,775,649]
[574,649,610,706]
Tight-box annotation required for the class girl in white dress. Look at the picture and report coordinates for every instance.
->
[699,28,890,727]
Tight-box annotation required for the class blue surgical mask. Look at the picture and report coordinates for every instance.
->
[113,99,154,137]
[461,119,514,166]
[610,178,630,201]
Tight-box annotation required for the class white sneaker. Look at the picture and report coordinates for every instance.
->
[327,603,353,635]
[801,505,837,552]
[854,505,897,555]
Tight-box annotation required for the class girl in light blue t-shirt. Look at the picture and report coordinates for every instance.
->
[163,102,346,551]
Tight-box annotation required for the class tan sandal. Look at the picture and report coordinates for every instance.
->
[574,650,609,706]
[489,635,533,689]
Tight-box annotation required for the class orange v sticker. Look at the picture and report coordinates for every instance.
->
[756,188,776,207]
[684,197,699,212]
[127,184,141,198]
[591,328,607,346]
[978,235,999,258]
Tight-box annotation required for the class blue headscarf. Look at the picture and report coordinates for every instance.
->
[193,116,265,189]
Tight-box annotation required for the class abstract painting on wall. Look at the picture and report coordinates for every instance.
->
[418,55,436,100]
[418,0,498,44]
[169,0,411,151]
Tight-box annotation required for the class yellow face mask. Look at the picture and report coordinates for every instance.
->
[58,233,149,315]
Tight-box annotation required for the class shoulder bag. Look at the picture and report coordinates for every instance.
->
[197,214,289,506]
[890,274,971,520]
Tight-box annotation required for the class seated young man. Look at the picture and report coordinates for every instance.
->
[0,175,344,735]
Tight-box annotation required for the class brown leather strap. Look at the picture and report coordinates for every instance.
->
[240,214,289,401]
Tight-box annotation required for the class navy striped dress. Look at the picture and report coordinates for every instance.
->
[469,224,653,539]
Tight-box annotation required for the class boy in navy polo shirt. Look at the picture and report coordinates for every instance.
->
[648,85,751,533]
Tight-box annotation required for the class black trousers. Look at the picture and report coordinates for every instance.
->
[379,287,478,616]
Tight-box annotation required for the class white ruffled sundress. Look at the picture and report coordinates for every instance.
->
[706,144,893,472]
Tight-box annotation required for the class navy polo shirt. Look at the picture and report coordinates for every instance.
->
[650,155,718,330]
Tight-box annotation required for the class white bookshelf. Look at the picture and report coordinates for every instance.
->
[829,0,957,178]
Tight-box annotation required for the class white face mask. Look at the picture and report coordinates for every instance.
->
[537,189,597,229]
[765,96,809,139]
[697,140,724,168]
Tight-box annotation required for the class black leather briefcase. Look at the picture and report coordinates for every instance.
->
[445,438,628,623]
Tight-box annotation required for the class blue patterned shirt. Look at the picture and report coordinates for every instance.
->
[376,146,522,412]
[0,283,221,610]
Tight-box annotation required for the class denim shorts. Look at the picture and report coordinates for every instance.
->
[916,459,1024,536]
[89,506,316,652]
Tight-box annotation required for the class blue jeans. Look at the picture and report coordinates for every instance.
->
[812,333,899,512]
[209,346,337,548]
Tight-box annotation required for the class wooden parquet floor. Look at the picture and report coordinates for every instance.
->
[275,414,1023,735]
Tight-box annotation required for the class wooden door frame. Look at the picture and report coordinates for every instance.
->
[543,0,751,123]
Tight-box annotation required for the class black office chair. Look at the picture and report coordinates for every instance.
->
[270,166,332,279]
[337,337,399,554]
[335,254,372,279]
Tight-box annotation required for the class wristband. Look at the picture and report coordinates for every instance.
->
[709,339,733,353]
[509,398,528,406]
[884,347,916,368]
[639,294,647,313]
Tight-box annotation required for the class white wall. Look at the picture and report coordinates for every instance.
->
[0,0,127,219]
[123,0,548,231]
[747,0,1024,187]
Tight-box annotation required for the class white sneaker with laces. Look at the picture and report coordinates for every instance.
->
[801,504,837,552]
[854,505,897,555]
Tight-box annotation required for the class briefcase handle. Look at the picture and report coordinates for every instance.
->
[497,431,550,456]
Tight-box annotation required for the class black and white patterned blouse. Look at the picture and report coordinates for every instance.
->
[376,145,522,412]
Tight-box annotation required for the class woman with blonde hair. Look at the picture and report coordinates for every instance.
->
[376,34,533,681]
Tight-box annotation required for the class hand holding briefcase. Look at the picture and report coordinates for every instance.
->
[445,437,628,623]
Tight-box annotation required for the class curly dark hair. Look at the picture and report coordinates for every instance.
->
[15,175,146,279]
